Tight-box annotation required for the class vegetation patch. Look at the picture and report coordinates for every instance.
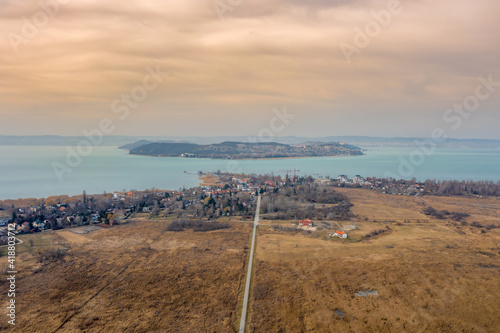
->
[36,247,67,263]
[261,183,355,221]
[362,226,392,240]
[166,219,230,232]
[423,207,470,221]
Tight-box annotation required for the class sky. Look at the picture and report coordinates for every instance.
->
[1,0,499,139]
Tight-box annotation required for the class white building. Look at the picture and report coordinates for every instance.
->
[353,175,365,183]
[337,175,350,183]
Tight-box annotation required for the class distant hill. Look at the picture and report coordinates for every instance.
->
[129,141,363,159]
[119,139,183,150]
[1,135,499,149]
[119,140,155,150]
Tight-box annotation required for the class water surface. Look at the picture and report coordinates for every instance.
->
[0,146,499,200]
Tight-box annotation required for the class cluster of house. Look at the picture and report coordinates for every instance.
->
[232,177,270,193]
[313,174,371,186]
[9,208,140,234]
[336,175,371,185]
[200,177,272,198]
[330,174,427,196]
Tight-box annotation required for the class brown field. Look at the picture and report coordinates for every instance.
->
[1,189,499,332]
[420,195,500,225]
[335,188,430,221]
[249,189,500,332]
[0,220,251,332]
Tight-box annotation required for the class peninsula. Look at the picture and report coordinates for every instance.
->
[125,141,364,159]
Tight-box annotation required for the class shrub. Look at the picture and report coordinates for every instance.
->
[167,219,230,232]
[449,212,470,221]
[423,207,445,219]
[37,248,67,263]
[272,225,297,232]
[470,221,484,228]
[363,228,388,239]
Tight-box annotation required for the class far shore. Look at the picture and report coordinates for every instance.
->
[124,152,364,160]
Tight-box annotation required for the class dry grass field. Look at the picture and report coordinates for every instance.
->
[420,195,500,225]
[335,188,430,221]
[1,189,499,332]
[249,189,500,332]
[0,220,251,332]
[199,175,221,187]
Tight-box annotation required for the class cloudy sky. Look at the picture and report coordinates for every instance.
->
[1,0,499,138]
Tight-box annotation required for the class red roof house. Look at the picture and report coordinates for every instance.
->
[332,230,347,239]
[299,219,313,227]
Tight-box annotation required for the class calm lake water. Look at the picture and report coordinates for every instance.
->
[0,146,499,200]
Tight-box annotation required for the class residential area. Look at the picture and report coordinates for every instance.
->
[1,172,498,244]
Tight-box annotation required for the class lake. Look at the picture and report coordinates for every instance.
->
[0,146,499,200]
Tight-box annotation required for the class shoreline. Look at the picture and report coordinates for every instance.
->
[124,152,364,160]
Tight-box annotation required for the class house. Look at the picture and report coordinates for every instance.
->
[353,175,365,183]
[20,222,30,232]
[55,218,64,228]
[33,220,46,229]
[113,209,126,219]
[30,205,42,213]
[44,220,53,229]
[299,219,313,227]
[331,230,347,239]
[337,175,350,183]
[297,219,317,231]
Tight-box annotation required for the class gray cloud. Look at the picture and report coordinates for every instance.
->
[0,0,499,138]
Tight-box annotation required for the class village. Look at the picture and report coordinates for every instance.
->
[1,172,498,244]
[0,172,356,242]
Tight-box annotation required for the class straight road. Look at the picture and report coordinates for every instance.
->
[239,194,261,333]
[415,193,431,207]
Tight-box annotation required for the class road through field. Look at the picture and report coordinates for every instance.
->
[239,194,261,333]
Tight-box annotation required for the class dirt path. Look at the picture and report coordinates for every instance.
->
[239,195,261,333]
